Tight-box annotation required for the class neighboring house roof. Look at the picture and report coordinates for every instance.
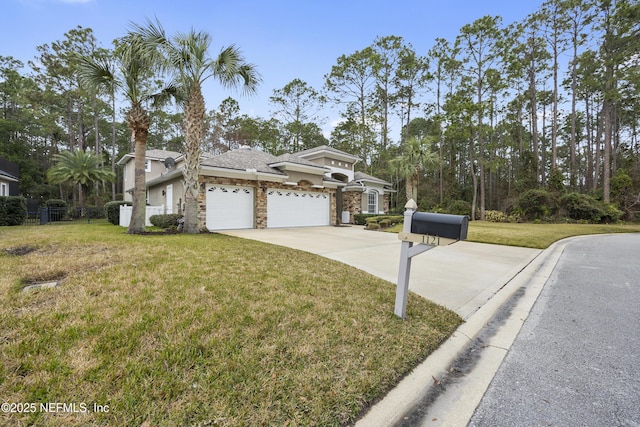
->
[295,145,360,163]
[117,149,182,165]
[0,169,19,182]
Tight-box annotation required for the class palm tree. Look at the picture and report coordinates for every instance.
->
[390,135,440,205]
[47,150,115,212]
[76,35,169,234]
[131,19,261,233]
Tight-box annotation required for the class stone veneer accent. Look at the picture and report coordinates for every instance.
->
[340,191,391,223]
[197,176,337,230]
[342,191,363,223]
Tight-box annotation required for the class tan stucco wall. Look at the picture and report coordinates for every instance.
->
[284,170,324,186]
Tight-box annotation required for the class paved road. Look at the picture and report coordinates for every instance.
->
[468,234,640,427]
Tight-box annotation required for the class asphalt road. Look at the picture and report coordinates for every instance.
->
[468,234,640,427]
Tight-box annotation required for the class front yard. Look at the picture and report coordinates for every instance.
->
[0,224,462,426]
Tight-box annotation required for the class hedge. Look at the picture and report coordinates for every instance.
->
[0,196,26,226]
[149,214,183,228]
[104,201,131,225]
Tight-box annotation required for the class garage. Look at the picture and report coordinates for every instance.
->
[267,189,330,228]
[206,184,254,230]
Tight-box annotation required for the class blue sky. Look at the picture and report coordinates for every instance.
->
[4,0,541,138]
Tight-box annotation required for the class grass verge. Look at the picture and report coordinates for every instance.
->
[387,221,640,249]
[0,223,462,426]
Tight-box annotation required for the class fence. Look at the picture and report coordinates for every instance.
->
[23,207,106,226]
[119,205,164,227]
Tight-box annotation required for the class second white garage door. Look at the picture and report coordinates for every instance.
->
[206,184,254,230]
[267,189,330,228]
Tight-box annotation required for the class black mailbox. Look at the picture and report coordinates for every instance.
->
[410,212,469,241]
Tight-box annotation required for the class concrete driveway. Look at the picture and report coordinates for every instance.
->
[220,226,540,319]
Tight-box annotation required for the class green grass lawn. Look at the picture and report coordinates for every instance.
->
[387,221,640,249]
[0,223,462,427]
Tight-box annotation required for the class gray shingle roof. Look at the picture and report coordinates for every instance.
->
[270,153,329,171]
[295,145,360,161]
[117,149,182,165]
[200,147,286,175]
[345,171,393,188]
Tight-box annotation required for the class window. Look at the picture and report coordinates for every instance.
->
[368,190,378,214]
[145,160,151,172]
[0,183,6,197]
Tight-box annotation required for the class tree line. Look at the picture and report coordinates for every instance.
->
[1,0,638,223]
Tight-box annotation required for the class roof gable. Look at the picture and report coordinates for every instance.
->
[295,145,360,163]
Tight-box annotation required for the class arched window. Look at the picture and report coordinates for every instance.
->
[368,190,378,214]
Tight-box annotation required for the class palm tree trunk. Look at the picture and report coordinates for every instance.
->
[183,84,206,234]
[126,105,150,234]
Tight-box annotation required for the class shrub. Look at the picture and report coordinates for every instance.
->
[445,200,472,217]
[0,196,26,226]
[515,189,557,221]
[104,201,131,225]
[149,213,183,228]
[367,223,381,230]
[379,219,391,228]
[559,192,604,222]
[44,199,67,208]
[601,204,623,223]
[365,217,379,225]
[354,214,381,225]
[484,210,508,223]
[45,199,67,221]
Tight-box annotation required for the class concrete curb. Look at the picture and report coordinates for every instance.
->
[355,238,572,427]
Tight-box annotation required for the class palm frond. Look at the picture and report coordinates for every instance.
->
[76,54,119,92]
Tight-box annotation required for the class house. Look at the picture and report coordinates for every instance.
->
[117,145,394,230]
[0,157,19,197]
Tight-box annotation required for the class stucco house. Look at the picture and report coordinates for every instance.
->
[117,145,393,230]
[0,157,19,197]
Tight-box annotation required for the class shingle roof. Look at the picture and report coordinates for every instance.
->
[295,145,360,161]
[145,149,182,160]
[345,171,393,188]
[200,146,286,175]
[117,149,182,165]
[270,153,329,171]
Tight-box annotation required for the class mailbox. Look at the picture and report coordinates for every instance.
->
[395,201,470,319]
[410,212,469,241]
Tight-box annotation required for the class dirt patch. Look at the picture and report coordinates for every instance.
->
[3,246,37,256]
[22,271,67,286]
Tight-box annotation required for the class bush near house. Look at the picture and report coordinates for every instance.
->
[0,196,26,226]
[104,201,131,225]
[149,213,183,229]
[354,213,382,225]
[363,215,404,230]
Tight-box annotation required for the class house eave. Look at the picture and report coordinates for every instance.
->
[200,165,286,182]
[267,162,329,175]
[297,149,360,164]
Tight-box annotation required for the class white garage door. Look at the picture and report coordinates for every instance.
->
[267,189,330,228]
[206,185,254,230]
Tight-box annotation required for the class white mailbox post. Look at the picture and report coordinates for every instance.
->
[394,199,469,319]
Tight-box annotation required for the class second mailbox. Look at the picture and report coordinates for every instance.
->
[410,212,469,241]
